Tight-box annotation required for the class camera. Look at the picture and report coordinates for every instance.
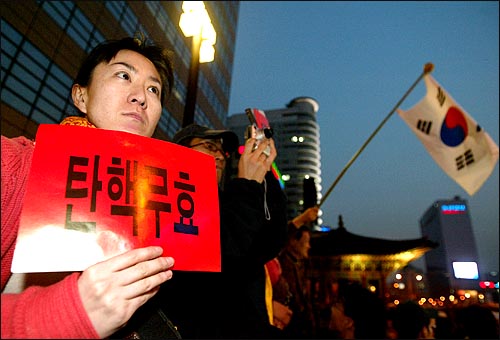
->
[245,108,273,156]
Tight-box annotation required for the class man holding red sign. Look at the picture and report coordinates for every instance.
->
[1,36,177,339]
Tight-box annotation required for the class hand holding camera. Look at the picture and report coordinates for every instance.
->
[238,137,276,183]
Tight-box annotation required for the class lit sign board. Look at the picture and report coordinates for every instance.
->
[441,204,467,214]
[452,261,479,279]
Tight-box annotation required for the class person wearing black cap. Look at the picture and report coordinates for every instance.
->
[157,123,288,338]
[170,124,240,184]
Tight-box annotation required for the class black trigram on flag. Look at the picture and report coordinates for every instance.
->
[456,149,475,170]
[437,87,446,107]
[417,120,432,134]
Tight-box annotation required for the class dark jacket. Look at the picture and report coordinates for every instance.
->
[157,172,288,338]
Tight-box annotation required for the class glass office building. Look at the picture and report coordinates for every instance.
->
[420,196,481,297]
[1,1,239,140]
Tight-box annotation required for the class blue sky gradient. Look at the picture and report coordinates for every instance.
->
[228,1,499,275]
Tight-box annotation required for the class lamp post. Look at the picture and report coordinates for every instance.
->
[179,1,216,127]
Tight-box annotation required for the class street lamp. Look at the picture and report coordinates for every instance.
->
[179,1,216,127]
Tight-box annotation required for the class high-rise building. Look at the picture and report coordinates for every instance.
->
[420,196,481,298]
[228,97,322,222]
[1,1,239,140]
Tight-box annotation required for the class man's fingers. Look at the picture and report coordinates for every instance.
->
[123,268,173,300]
[104,246,164,272]
[120,256,174,286]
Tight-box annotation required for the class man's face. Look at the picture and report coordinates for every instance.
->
[72,49,163,137]
[188,137,226,183]
[292,231,311,259]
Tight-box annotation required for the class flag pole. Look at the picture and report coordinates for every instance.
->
[318,63,434,208]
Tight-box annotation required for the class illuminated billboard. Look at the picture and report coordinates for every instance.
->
[452,261,479,279]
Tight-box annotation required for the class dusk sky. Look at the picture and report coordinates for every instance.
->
[227,1,499,275]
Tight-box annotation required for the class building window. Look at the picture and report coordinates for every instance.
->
[105,1,147,39]
[1,21,75,125]
[41,1,104,53]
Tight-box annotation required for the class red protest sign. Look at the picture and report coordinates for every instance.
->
[11,124,221,273]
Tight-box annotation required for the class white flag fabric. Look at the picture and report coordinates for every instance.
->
[397,74,499,195]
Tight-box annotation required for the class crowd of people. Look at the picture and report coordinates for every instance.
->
[2,35,499,340]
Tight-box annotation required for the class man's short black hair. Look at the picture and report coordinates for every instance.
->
[73,35,174,106]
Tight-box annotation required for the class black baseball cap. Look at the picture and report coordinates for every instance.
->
[172,124,239,153]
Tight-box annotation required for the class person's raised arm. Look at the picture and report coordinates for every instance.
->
[291,206,319,228]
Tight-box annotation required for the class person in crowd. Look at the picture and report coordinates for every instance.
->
[433,309,454,339]
[265,206,319,334]
[265,256,293,332]
[329,281,387,339]
[277,206,319,338]
[392,300,434,339]
[1,36,176,339]
[157,124,288,338]
[453,304,499,339]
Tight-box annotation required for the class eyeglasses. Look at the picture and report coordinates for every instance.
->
[189,140,230,159]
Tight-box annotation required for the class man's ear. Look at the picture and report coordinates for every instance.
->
[71,84,87,114]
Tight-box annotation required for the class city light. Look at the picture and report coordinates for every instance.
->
[290,135,305,143]
[179,1,216,63]
[178,1,216,127]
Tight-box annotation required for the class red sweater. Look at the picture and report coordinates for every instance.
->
[1,136,99,339]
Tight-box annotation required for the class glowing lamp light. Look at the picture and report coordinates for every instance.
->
[179,1,216,63]
[179,1,205,37]
[199,40,215,63]
[201,19,216,45]
[178,12,201,37]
